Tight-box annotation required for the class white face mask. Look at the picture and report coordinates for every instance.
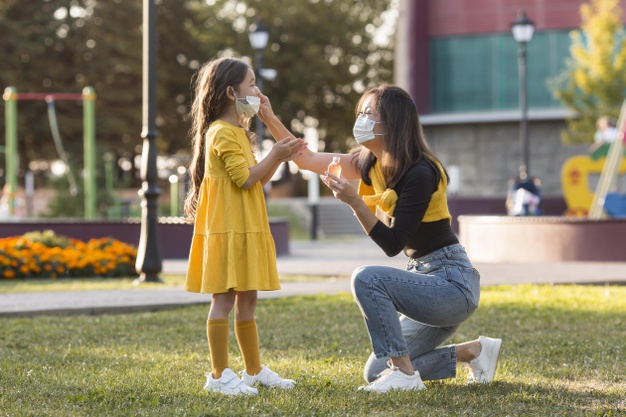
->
[232,89,261,118]
[353,114,385,144]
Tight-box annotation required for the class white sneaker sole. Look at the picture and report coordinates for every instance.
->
[358,383,426,393]
[205,386,258,396]
[358,371,427,393]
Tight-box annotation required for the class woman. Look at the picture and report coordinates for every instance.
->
[260,85,502,393]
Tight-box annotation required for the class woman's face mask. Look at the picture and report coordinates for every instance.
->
[353,114,385,144]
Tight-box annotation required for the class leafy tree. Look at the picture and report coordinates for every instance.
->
[550,0,626,143]
[0,0,395,190]
[0,0,205,190]
[0,0,85,170]
[0,0,140,187]
[190,0,395,152]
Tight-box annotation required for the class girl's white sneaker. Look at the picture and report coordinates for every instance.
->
[204,368,258,396]
[242,365,296,389]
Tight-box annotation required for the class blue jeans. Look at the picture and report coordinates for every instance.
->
[351,243,480,382]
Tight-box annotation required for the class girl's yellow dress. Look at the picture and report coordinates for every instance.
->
[185,120,280,294]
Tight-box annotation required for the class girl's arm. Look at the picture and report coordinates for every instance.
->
[258,94,361,179]
[258,160,282,187]
[241,137,303,189]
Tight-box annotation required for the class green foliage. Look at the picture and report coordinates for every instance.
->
[0,0,395,186]
[266,202,309,240]
[550,0,626,143]
[199,0,396,152]
[41,176,117,218]
[42,174,85,218]
[0,285,624,415]
[20,229,70,249]
[43,174,117,218]
[42,150,118,218]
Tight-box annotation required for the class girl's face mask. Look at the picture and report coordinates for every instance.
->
[231,88,261,118]
[353,114,385,144]
[235,95,261,118]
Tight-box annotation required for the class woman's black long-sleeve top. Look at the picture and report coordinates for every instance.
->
[367,158,459,259]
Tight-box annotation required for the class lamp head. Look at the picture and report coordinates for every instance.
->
[248,21,270,50]
[511,9,535,43]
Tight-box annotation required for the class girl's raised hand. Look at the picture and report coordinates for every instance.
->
[271,137,307,162]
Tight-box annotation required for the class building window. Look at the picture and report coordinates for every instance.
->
[429,30,571,113]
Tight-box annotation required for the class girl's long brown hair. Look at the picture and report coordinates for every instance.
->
[184,57,252,219]
[353,85,445,188]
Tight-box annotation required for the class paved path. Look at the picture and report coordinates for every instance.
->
[2,238,625,317]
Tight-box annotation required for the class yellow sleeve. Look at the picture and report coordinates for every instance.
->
[211,127,251,188]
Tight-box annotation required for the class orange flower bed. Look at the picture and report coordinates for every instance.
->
[0,234,138,279]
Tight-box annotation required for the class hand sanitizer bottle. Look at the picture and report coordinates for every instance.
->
[327,156,342,178]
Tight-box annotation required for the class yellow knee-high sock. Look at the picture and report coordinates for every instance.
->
[235,319,262,375]
[207,318,229,379]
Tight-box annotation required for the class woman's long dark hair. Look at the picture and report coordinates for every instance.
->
[184,57,252,219]
[352,85,444,188]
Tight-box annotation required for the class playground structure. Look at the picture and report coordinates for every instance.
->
[2,86,96,219]
[561,153,626,217]
[562,99,626,219]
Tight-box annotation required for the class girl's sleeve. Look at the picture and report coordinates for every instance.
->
[212,129,251,188]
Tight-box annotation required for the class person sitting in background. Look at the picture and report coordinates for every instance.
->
[589,116,618,155]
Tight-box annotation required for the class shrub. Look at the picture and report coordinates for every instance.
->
[0,231,138,279]
[20,229,71,249]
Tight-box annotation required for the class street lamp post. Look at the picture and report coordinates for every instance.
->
[511,9,535,178]
[507,9,541,216]
[135,0,163,283]
[248,21,270,142]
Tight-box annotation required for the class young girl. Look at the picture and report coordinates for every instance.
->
[184,57,304,396]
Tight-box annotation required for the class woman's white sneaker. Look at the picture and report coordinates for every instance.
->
[358,366,426,393]
[468,336,502,384]
[242,365,296,389]
[204,368,258,396]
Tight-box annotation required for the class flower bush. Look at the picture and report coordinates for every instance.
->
[0,230,138,279]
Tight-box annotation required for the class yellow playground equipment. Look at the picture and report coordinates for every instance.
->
[561,153,626,217]
[561,100,626,218]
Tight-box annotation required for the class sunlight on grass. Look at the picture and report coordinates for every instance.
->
[0,275,187,293]
[1,285,625,416]
[0,274,327,294]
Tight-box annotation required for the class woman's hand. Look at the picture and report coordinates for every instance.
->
[257,92,275,123]
[322,172,360,206]
[323,170,378,235]
[271,137,307,162]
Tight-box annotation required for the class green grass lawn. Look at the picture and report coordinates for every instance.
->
[0,275,187,294]
[0,275,326,294]
[1,285,625,416]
